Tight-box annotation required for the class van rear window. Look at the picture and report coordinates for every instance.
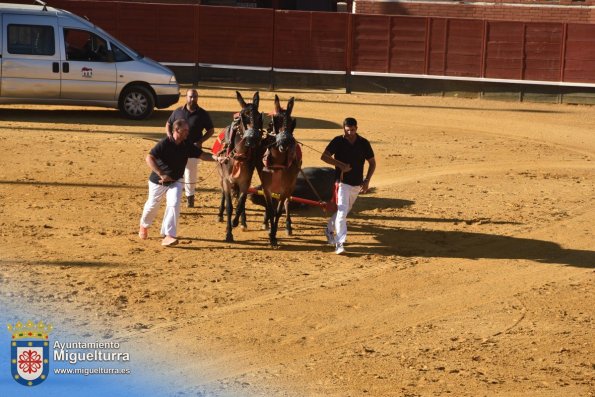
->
[8,24,55,56]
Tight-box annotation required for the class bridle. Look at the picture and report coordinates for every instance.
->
[260,110,298,170]
[229,105,264,162]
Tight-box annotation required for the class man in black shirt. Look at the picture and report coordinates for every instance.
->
[321,117,376,255]
[140,119,215,246]
[165,89,215,208]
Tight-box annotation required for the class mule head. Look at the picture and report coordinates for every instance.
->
[236,91,263,148]
[272,96,296,153]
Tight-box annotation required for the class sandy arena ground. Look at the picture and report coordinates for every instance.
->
[0,88,593,396]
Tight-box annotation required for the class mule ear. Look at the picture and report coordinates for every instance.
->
[286,97,295,119]
[270,113,277,134]
[274,94,282,114]
[252,91,260,111]
[236,91,247,108]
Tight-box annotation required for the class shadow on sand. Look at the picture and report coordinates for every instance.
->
[181,195,594,269]
[0,108,341,131]
[0,259,120,267]
[342,222,594,269]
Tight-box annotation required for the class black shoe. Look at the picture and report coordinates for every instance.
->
[187,195,195,208]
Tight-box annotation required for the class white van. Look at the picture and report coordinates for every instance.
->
[0,2,179,119]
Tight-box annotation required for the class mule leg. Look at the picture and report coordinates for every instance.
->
[217,192,225,222]
[225,191,234,242]
[262,197,277,230]
[240,205,247,231]
[233,192,248,230]
[269,207,278,247]
[269,198,286,247]
[285,199,292,236]
[263,193,277,247]
[261,208,269,230]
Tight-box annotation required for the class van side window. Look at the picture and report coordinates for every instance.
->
[64,28,109,62]
[111,43,133,62]
[8,24,55,56]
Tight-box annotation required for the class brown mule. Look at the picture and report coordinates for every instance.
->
[256,95,301,247]
[216,91,263,242]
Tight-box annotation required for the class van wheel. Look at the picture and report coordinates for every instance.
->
[119,86,154,120]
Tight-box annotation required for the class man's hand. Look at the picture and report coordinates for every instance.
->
[360,179,370,194]
[159,174,174,184]
[199,152,216,162]
[321,151,351,174]
[339,163,352,174]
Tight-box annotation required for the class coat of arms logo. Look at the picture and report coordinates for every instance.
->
[7,320,52,386]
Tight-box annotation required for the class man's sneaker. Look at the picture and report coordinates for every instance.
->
[187,195,195,208]
[324,228,335,245]
[161,236,178,247]
[335,242,345,255]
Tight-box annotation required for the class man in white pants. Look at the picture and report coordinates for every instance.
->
[165,89,215,208]
[140,119,215,246]
[321,117,376,255]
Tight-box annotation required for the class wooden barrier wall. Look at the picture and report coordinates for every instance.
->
[36,1,595,84]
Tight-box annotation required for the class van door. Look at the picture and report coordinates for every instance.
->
[1,14,60,98]
[60,28,116,101]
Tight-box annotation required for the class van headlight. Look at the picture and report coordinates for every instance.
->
[169,75,177,84]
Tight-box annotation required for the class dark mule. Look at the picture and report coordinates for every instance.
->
[216,91,263,242]
[256,95,301,246]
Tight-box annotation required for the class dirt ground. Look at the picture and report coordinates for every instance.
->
[0,88,593,396]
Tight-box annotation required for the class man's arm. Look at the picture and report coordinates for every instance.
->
[321,151,351,174]
[165,121,173,140]
[199,151,217,162]
[190,141,216,162]
[165,109,177,139]
[200,127,215,145]
[360,157,376,194]
[146,154,173,183]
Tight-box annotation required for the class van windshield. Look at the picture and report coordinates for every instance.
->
[94,26,141,59]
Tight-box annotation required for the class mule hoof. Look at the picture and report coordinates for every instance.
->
[232,219,239,228]
[241,225,248,232]
[225,234,234,243]
[285,229,293,236]
[261,224,269,231]
[217,216,224,223]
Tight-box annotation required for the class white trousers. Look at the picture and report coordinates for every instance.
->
[184,157,201,197]
[327,182,360,245]
[139,180,183,237]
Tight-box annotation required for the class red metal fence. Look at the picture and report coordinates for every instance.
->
[40,0,595,85]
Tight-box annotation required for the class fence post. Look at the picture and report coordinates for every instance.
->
[345,12,353,94]
[386,16,392,74]
[443,19,449,76]
[194,4,200,86]
[560,23,568,83]
[520,23,527,102]
[424,17,430,75]
[269,9,276,92]
[481,20,488,78]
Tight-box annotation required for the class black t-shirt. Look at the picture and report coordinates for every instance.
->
[325,134,374,186]
[167,105,214,144]
[148,138,202,184]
